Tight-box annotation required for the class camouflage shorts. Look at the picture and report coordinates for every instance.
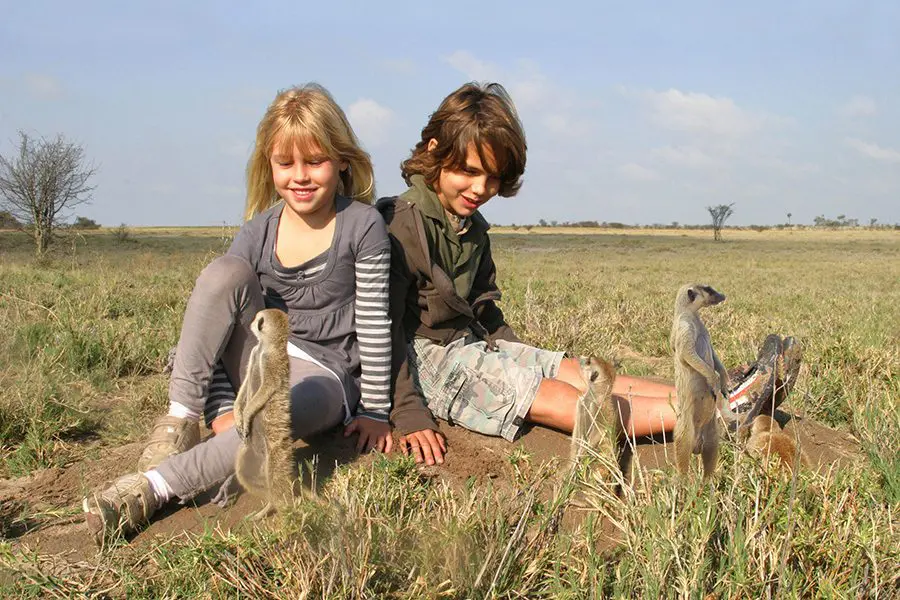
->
[408,335,565,441]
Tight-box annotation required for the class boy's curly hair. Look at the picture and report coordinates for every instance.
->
[401,82,527,197]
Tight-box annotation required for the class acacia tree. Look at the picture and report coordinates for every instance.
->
[0,131,97,255]
[706,203,735,241]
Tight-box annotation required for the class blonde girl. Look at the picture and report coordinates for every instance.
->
[84,83,392,542]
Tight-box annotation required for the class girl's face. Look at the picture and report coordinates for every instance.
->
[270,140,347,221]
[429,139,501,218]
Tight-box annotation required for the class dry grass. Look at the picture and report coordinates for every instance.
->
[1,227,897,598]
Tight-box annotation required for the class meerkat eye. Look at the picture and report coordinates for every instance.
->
[258,316,265,330]
[687,289,696,302]
[702,286,715,295]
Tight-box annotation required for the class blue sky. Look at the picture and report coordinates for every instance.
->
[1,1,898,226]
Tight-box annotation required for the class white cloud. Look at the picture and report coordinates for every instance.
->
[24,73,62,99]
[652,145,721,168]
[839,95,877,117]
[348,99,395,147]
[618,163,660,181]
[442,51,499,81]
[627,87,766,137]
[442,52,593,141]
[845,138,900,163]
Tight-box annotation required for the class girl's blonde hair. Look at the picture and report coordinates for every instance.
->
[244,83,375,221]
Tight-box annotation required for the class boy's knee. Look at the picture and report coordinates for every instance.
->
[195,255,257,296]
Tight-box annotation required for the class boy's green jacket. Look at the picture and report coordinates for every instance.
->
[376,178,521,435]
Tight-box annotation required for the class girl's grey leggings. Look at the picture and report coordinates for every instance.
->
[154,255,348,501]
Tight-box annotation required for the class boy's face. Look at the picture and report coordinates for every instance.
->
[430,140,500,218]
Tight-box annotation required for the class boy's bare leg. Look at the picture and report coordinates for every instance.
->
[526,358,678,438]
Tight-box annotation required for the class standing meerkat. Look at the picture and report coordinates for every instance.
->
[571,356,620,464]
[746,414,809,474]
[233,308,297,520]
[671,284,735,479]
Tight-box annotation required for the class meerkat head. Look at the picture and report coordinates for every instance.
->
[251,309,290,343]
[676,284,726,312]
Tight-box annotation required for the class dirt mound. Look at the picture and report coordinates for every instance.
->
[1,409,863,565]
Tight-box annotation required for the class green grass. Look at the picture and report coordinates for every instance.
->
[0,227,898,598]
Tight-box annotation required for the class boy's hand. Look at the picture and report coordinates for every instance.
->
[344,417,393,453]
[398,429,447,465]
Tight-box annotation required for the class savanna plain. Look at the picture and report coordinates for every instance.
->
[0,226,897,598]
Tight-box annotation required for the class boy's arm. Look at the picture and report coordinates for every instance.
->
[469,236,521,344]
[386,234,441,435]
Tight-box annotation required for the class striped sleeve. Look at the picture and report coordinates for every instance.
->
[354,248,392,421]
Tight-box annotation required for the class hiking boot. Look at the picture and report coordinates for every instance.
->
[777,336,802,405]
[136,415,200,471]
[730,334,803,430]
[83,473,159,545]
[728,334,781,415]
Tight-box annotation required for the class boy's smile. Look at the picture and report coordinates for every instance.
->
[430,140,501,219]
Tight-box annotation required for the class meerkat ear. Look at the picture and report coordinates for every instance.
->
[687,289,696,303]
[257,315,265,330]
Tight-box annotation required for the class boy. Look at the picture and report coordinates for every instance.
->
[378,82,799,465]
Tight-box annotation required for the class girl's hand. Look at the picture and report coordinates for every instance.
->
[344,417,393,453]
[398,429,446,466]
[211,411,235,435]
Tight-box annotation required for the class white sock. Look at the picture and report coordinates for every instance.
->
[144,469,175,504]
[169,402,202,421]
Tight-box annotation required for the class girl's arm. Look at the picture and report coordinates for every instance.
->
[354,248,392,421]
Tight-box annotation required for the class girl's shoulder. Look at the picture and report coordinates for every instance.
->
[244,203,283,229]
[228,203,282,261]
[339,195,380,216]
[338,196,387,230]
[336,196,389,256]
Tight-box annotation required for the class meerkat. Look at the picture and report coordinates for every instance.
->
[671,284,735,479]
[571,357,628,476]
[746,414,809,474]
[233,308,297,520]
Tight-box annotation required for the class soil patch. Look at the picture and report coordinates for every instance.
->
[2,408,863,565]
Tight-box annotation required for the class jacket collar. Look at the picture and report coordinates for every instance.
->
[402,175,490,236]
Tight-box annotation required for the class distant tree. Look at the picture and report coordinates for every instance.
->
[538,218,548,227]
[111,223,131,243]
[706,203,735,241]
[869,218,878,228]
[786,212,792,226]
[0,210,21,229]
[671,221,679,229]
[0,131,97,255]
[72,215,101,230]
[815,214,859,228]
[550,220,558,227]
